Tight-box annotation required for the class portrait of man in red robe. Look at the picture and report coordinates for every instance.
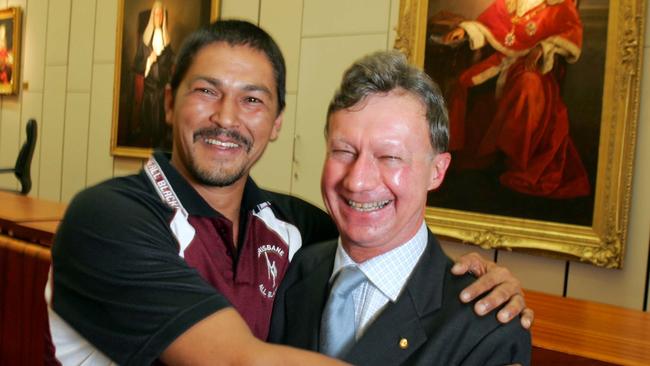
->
[424,0,605,225]
[443,0,589,199]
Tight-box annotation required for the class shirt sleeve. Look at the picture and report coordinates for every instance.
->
[50,182,230,365]
[265,190,339,246]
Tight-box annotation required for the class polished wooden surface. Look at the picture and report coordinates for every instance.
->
[3,220,60,247]
[0,191,65,246]
[0,233,52,260]
[0,191,67,223]
[528,289,650,365]
[532,346,617,365]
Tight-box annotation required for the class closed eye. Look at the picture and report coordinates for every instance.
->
[331,149,355,158]
[381,155,401,161]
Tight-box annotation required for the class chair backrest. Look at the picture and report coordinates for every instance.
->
[13,119,38,195]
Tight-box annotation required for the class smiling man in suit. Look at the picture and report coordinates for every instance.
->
[268,50,531,365]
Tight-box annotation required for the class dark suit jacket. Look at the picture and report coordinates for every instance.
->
[268,231,531,365]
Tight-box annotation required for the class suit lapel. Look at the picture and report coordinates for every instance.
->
[282,243,336,351]
[345,231,448,365]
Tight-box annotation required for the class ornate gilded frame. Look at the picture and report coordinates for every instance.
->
[0,7,21,95]
[395,0,646,268]
[111,0,220,158]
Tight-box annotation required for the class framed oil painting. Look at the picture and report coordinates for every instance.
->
[111,0,220,157]
[395,0,645,268]
[0,7,21,95]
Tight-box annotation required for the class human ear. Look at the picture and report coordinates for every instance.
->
[428,152,451,191]
[269,112,284,141]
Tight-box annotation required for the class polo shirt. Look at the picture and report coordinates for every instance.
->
[49,152,337,365]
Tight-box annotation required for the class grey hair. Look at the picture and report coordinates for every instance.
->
[325,50,449,153]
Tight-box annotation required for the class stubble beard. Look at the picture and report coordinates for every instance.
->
[188,154,248,187]
[189,159,248,187]
[188,127,252,187]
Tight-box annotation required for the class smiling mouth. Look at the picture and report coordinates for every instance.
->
[205,138,240,148]
[194,128,252,152]
[347,199,392,212]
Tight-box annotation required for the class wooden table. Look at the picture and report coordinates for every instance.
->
[528,290,650,365]
[0,191,67,223]
[0,192,64,363]
[0,191,66,246]
[3,220,60,246]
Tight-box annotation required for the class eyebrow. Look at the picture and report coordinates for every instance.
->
[241,83,273,97]
[190,76,273,97]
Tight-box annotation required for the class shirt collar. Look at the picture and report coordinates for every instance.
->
[149,151,267,218]
[331,221,428,302]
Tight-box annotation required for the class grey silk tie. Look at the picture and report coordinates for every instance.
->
[319,266,366,358]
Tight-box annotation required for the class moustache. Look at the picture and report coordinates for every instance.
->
[193,128,252,152]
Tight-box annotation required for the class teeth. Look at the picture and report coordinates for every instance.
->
[347,199,391,212]
[205,138,240,148]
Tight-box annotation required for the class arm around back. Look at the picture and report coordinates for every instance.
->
[161,308,348,366]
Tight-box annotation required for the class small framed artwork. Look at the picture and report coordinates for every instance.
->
[111,0,220,158]
[0,7,22,95]
[395,0,645,268]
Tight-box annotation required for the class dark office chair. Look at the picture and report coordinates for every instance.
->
[0,119,37,195]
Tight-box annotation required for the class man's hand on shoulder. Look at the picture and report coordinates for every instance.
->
[451,252,534,329]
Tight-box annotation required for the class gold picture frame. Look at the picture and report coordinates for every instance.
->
[111,0,220,158]
[0,7,22,95]
[395,0,645,268]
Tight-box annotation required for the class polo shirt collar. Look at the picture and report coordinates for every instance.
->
[151,152,270,218]
[150,151,216,217]
[240,177,267,215]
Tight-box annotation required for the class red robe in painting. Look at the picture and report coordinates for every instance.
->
[448,0,590,198]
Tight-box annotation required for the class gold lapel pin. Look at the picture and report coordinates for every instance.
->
[399,338,409,349]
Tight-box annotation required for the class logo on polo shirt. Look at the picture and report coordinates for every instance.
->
[257,244,285,298]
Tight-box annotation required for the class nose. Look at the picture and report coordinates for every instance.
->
[210,96,239,129]
[342,153,380,192]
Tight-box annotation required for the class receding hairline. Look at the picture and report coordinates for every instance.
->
[327,89,435,147]
[324,50,449,154]
[325,87,428,130]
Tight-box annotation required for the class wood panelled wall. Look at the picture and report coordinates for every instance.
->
[0,0,648,311]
